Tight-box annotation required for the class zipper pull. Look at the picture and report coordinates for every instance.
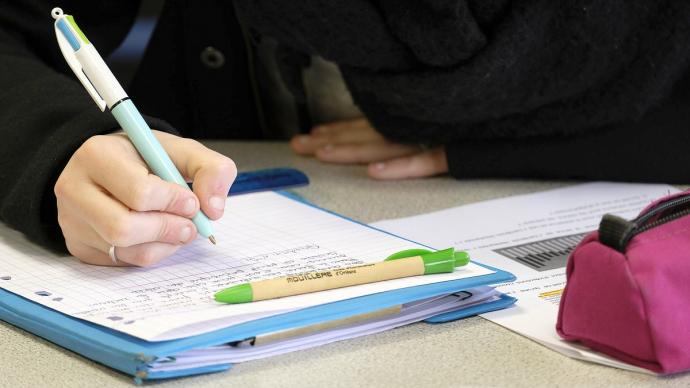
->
[599,214,636,252]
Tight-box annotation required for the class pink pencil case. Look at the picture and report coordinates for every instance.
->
[557,190,690,374]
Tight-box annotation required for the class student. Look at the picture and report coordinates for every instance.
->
[1,1,689,267]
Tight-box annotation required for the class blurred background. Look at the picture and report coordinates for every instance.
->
[107,0,164,87]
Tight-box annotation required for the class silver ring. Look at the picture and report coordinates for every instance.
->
[108,246,118,264]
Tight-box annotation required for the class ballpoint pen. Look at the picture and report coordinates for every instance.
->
[215,248,470,303]
[50,7,216,244]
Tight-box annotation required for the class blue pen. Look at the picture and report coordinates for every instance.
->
[51,7,216,244]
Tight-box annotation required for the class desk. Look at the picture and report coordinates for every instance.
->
[2,141,688,387]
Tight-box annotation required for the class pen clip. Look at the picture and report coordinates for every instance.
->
[53,10,107,112]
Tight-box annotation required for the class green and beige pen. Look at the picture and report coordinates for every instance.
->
[215,248,470,304]
[51,8,216,245]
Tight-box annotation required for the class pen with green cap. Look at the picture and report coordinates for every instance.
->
[50,7,217,245]
[215,248,470,304]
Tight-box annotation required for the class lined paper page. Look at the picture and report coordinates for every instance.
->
[0,192,492,341]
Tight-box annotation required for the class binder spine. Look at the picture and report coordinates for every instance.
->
[0,289,146,377]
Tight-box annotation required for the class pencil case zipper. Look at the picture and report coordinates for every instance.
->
[598,194,690,252]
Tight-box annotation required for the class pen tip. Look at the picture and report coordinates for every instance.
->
[209,235,217,245]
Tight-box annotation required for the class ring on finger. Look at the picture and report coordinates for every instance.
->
[108,245,118,264]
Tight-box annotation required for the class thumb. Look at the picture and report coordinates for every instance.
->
[156,131,237,220]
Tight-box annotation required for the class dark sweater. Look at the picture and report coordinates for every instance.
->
[235,0,690,178]
[1,0,690,250]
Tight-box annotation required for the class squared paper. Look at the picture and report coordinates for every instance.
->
[0,192,492,341]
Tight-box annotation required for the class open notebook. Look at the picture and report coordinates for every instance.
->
[0,191,515,380]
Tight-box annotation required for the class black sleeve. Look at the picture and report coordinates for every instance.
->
[446,69,690,183]
[0,1,174,250]
[236,1,690,181]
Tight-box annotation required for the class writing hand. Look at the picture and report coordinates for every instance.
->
[290,118,448,179]
[55,131,236,267]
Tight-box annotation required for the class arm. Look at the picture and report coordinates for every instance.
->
[238,0,690,180]
[0,2,237,267]
[0,1,142,248]
[238,0,690,139]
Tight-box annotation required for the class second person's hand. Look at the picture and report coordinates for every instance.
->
[290,118,448,179]
[55,130,237,267]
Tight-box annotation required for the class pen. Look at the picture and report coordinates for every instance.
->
[230,304,403,347]
[50,8,216,244]
[214,248,470,304]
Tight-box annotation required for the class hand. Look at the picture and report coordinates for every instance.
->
[55,131,236,267]
[290,118,448,179]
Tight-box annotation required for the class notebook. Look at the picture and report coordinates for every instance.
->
[0,186,515,381]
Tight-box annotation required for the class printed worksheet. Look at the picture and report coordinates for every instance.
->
[0,192,492,341]
[374,182,676,373]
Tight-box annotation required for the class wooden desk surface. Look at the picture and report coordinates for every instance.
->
[2,141,687,387]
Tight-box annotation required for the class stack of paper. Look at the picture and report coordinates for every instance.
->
[149,287,500,372]
[0,191,513,380]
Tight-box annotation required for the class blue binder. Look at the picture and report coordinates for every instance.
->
[0,168,516,381]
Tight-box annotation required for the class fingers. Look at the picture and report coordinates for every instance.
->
[367,148,449,180]
[91,162,200,218]
[59,182,197,248]
[61,202,187,267]
[78,135,201,218]
[291,134,326,155]
[57,132,231,267]
[291,118,384,155]
[292,117,420,164]
[112,242,182,267]
[65,237,182,267]
[64,240,129,267]
[190,162,235,221]
[290,118,449,180]
[159,133,237,220]
[315,142,422,164]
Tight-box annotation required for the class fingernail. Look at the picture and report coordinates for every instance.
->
[297,135,310,144]
[179,226,192,243]
[373,162,386,170]
[182,197,196,215]
[321,144,334,153]
[209,195,225,212]
[312,126,327,134]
